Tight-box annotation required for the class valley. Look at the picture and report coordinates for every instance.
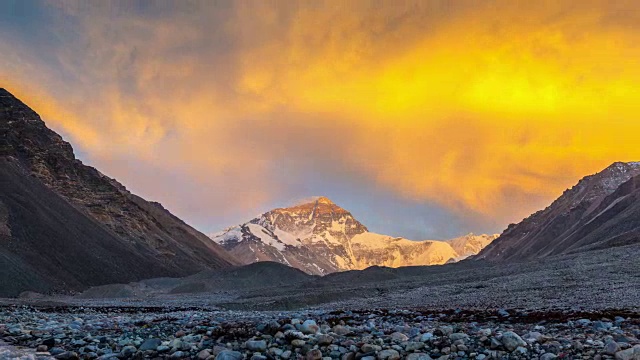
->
[1,88,640,359]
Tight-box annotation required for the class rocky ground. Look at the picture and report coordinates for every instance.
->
[1,239,638,360]
[1,306,639,360]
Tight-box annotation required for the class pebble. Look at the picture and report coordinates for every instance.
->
[377,349,400,360]
[245,340,267,352]
[139,337,162,351]
[1,307,639,360]
[500,331,527,352]
[300,320,319,334]
[216,350,244,360]
[306,349,323,360]
[605,340,621,355]
[317,334,334,346]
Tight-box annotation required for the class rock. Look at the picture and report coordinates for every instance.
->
[120,346,137,357]
[281,350,292,359]
[139,338,162,351]
[342,352,356,360]
[306,349,323,360]
[514,346,527,355]
[615,335,632,344]
[524,331,543,343]
[605,341,621,355]
[540,354,557,360]
[390,332,409,341]
[54,351,79,360]
[576,319,592,326]
[406,353,432,360]
[500,331,527,352]
[489,337,502,349]
[449,333,468,342]
[362,344,381,353]
[246,340,267,352]
[292,339,306,347]
[333,325,350,336]
[317,334,334,346]
[593,321,613,331]
[37,345,48,352]
[615,345,640,360]
[257,320,281,335]
[216,350,244,360]
[42,338,56,348]
[198,349,212,360]
[175,330,186,338]
[377,349,400,360]
[50,347,65,356]
[157,345,170,353]
[284,329,307,340]
[301,320,320,334]
[171,351,186,359]
[420,333,434,342]
[405,342,424,351]
[270,348,284,357]
[169,339,182,351]
[7,326,22,336]
[434,326,453,336]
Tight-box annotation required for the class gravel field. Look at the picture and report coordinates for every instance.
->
[1,306,640,359]
[1,244,638,359]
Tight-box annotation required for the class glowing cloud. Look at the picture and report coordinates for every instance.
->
[2,0,640,235]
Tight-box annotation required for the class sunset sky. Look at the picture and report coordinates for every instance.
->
[2,0,640,239]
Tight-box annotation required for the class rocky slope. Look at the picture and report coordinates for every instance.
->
[477,162,640,261]
[211,197,497,274]
[0,88,237,296]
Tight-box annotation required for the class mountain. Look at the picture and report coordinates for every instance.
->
[210,196,497,274]
[79,261,315,299]
[477,162,640,261]
[0,88,237,297]
[446,233,499,260]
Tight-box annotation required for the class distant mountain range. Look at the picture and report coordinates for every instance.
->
[3,87,640,298]
[0,88,238,297]
[477,161,640,260]
[210,196,498,274]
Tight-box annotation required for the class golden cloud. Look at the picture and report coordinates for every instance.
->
[3,0,640,226]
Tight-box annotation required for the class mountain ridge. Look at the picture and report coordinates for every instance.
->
[477,161,640,261]
[0,88,238,296]
[210,197,498,274]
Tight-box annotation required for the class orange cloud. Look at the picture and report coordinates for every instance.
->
[3,0,640,227]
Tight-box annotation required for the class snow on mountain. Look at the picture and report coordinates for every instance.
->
[446,233,500,259]
[349,232,460,268]
[210,197,498,275]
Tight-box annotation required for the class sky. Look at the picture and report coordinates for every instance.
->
[2,0,640,240]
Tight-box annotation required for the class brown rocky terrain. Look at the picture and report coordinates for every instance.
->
[0,88,237,297]
[478,162,640,261]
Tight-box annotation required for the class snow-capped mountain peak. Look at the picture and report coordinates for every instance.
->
[210,197,497,275]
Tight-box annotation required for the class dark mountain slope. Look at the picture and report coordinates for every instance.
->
[477,162,640,261]
[0,88,237,296]
[0,158,165,296]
